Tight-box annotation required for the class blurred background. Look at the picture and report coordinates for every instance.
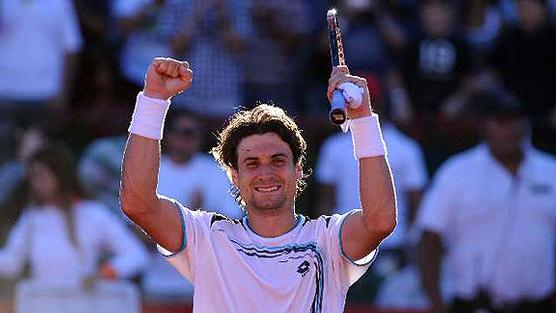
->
[0,0,555,312]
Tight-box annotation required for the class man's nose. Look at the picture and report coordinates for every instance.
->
[256,163,275,177]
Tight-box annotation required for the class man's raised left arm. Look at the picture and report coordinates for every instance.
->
[327,66,397,261]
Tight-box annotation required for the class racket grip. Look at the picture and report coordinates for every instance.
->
[329,90,347,125]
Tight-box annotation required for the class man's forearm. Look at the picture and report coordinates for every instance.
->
[120,134,161,217]
[418,232,445,307]
[359,156,397,234]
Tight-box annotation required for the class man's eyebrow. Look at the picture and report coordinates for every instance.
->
[242,156,259,164]
[271,153,288,159]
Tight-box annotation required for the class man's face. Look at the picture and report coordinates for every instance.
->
[28,161,59,204]
[166,116,201,162]
[517,0,547,32]
[421,2,453,37]
[484,115,528,158]
[232,133,301,214]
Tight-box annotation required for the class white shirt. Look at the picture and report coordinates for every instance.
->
[417,144,556,304]
[0,200,148,283]
[158,153,243,219]
[158,201,376,313]
[0,0,82,100]
[316,123,428,249]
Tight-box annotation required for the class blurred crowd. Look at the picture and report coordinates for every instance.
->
[0,0,555,312]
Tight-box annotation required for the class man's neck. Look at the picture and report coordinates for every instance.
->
[168,153,192,165]
[491,150,524,177]
[246,208,297,238]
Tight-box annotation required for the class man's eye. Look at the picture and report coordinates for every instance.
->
[246,162,258,169]
[273,158,286,166]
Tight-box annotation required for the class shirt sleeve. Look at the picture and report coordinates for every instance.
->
[416,162,459,237]
[320,211,377,290]
[60,0,83,53]
[112,0,151,18]
[400,141,428,191]
[315,138,338,185]
[0,212,31,278]
[96,205,149,278]
[156,200,213,283]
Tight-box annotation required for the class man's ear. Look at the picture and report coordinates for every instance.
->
[231,169,239,186]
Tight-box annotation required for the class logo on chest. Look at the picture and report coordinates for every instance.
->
[297,260,310,277]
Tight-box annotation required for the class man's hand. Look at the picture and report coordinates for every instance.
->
[143,57,193,100]
[98,263,118,280]
[327,66,373,120]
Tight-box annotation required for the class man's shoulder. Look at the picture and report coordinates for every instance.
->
[321,132,351,149]
[383,125,422,154]
[529,149,556,174]
[435,146,484,178]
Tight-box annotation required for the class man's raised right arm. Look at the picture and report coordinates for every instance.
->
[120,58,193,253]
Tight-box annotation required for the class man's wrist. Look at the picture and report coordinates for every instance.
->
[128,92,171,140]
[143,89,171,101]
[350,114,387,159]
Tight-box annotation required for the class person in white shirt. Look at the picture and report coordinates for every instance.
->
[417,89,556,313]
[120,57,397,312]
[0,143,148,286]
[0,0,82,163]
[159,108,242,218]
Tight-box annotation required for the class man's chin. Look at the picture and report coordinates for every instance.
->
[248,198,287,213]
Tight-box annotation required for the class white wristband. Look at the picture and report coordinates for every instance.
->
[350,114,387,159]
[128,92,171,140]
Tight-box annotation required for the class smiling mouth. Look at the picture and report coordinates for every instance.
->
[254,185,281,193]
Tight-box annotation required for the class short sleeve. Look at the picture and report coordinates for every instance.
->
[416,163,458,237]
[112,0,151,18]
[156,200,213,283]
[400,142,428,191]
[320,211,377,289]
[0,211,31,278]
[60,0,83,53]
[315,139,339,185]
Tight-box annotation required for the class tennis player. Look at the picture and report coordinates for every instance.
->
[120,57,396,312]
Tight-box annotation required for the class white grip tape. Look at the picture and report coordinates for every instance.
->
[128,92,171,140]
[339,82,364,109]
[350,114,387,159]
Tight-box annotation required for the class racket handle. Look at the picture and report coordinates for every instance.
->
[329,90,347,125]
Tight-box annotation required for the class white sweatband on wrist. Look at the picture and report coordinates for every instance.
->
[128,92,171,140]
[350,114,387,160]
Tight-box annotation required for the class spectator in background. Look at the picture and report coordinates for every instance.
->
[316,80,427,273]
[79,135,127,214]
[243,0,309,114]
[0,0,82,163]
[0,127,47,245]
[417,89,556,313]
[490,0,556,154]
[461,0,503,69]
[141,108,242,300]
[114,0,179,90]
[158,108,241,218]
[394,0,474,171]
[171,0,250,119]
[339,0,401,79]
[0,143,148,287]
[73,0,124,125]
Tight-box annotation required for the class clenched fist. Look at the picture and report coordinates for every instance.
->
[143,57,193,100]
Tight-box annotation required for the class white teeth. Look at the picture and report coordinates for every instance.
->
[256,186,279,192]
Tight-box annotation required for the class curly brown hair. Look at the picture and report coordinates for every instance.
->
[211,104,308,205]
